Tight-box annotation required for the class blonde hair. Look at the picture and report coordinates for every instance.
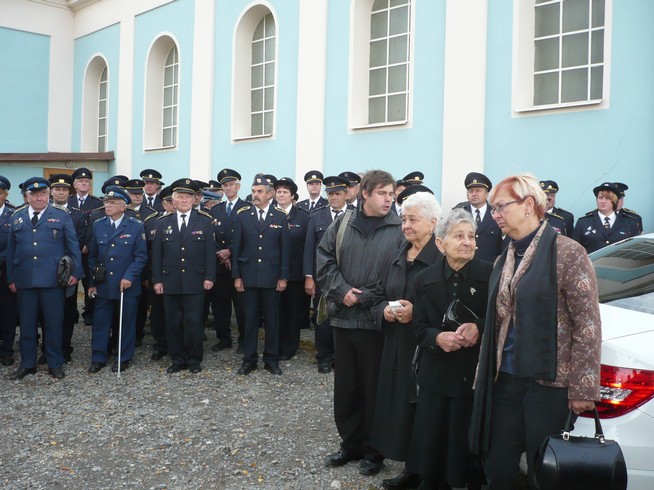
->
[490,174,547,220]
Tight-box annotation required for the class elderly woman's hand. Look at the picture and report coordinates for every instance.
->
[395,300,413,324]
[454,322,479,348]
[436,332,463,352]
[569,399,595,415]
[383,305,396,322]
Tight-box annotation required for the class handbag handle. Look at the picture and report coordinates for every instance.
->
[562,407,605,443]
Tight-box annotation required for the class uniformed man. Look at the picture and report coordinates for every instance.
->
[614,182,643,234]
[0,176,17,366]
[339,171,362,209]
[232,174,290,375]
[68,167,103,213]
[540,180,575,236]
[87,186,148,373]
[572,182,639,254]
[392,172,423,215]
[193,180,210,212]
[145,185,174,361]
[297,171,328,213]
[454,172,505,262]
[303,175,351,373]
[274,177,311,360]
[201,180,223,210]
[6,177,83,380]
[124,178,157,345]
[209,169,249,352]
[152,179,216,374]
[543,210,567,235]
[140,168,165,213]
[49,174,89,363]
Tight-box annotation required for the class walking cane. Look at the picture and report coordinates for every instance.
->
[117,289,124,378]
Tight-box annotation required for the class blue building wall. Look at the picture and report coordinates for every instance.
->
[211,0,301,185]
[322,0,446,197]
[131,0,195,179]
[0,27,50,153]
[484,0,654,231]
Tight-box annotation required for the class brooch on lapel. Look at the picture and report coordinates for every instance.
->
[470,288,477,296]
[165,226,173,235]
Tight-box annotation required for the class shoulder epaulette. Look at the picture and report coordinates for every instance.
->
[90,205,105,213]
[295,206,310,214]
[275,206,288,215]
[128,216,143,223]
[96,215,109,223]
[156,213,171,220]
[237,206,251,214]
[14,204,28,212]
[143,212,159,222]
[621,208,640,217]
[546,211,564,220]
[69,205,83,212]
[51,204,70,213]
[584,210,595,217]
[197,209,213,219]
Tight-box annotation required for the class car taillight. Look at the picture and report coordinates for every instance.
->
[580,364,654,419]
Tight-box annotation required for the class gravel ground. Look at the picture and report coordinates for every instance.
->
[1,311,404,489]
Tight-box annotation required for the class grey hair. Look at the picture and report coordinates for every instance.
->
[435,207,477,240]
[401,192,441,221]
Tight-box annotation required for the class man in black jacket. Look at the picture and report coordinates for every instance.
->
[317,170,405,476]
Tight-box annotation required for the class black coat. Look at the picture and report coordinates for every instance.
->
[552,206,574,237]
[370,239,440,461]
[68,194,103,214]
[152,210,217,294]
[572,210,637,254]
[210,198,250,276]
[284,205,310,281]
[458,203,505,262]
[297,196,327,213]
[412,256,492,397]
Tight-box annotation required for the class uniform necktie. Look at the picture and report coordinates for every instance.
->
[258,209,265,224]
[148,197,153,208]
[604,216,611,230]
[112,221,117,231]
[31,211,39,226]
[180,214,187,234]
[475,209,481,224]
[309,201,315,213]
[79,198,85,208]
[227,201,233,217]
[333,209,342,220]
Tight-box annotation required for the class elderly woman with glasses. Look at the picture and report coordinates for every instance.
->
[469,174,602,489]
[369,188,441,489]
[399,207,492,490]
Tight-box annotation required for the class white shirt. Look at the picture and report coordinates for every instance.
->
[111,216,124,229]
[28,206,45,223]
[176,210,190,231]
[599,211,616,228]
[331,207,345,221]
[473,203,488,221]
[256,203,271,221]
[0,204,5,216]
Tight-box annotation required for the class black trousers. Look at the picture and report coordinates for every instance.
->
[278,280,310,358]
[163,293,205,367]
[148,287,167,352]
[483,372,569,490]
[62,283,79,356]
[135,279,149,342]
[333,327,384,461]
[242,287,279,365]
[212,273,245,347]
[0,284,17,358]
[314,287,334,363]
[81,253,95,320]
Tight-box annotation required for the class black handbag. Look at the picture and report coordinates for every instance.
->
[57,255,74,286]
[442,298,478,330]
[533,408,627,490]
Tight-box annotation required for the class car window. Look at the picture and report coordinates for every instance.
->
[591,237,654,313]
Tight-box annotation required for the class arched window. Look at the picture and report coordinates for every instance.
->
[81,56,109,151]
[251,13,275,136]
[233,5,277,140]
[98,66,108,152]
[144,35,180,149]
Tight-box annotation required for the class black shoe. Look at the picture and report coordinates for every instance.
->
[279,355,293,361]
[318,362,332,374]
[88,362,106,374]
[264,363,282,375]
[8,367,37,380]
[63,352,72,364]
[211,341,232,352]
[325,449,363,467]
[359,459,384,476]
[166,363,188,374]
[237,362,257,375]
[383,470,421,489]
[83,314,93,325]
[0,356,15,367]
[151,350,167,361]
[38,355,47,365]
[189,365,203,374]
[48,367,65,379]
[112,361,131,373]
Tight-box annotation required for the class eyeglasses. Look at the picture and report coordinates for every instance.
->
[490,199,524,215]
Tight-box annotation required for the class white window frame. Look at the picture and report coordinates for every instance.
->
[349,0,415,131]
[232,4,278,141]
[162,46,179,148]
[81,55,109,152]
[144,34,181,151]
[513,0,612,115]
[98,66,108,152]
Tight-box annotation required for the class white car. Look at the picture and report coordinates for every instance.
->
[574,234,654,489]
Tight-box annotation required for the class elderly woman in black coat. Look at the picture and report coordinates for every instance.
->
[407,208,492,490]
[370,188,441,489]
